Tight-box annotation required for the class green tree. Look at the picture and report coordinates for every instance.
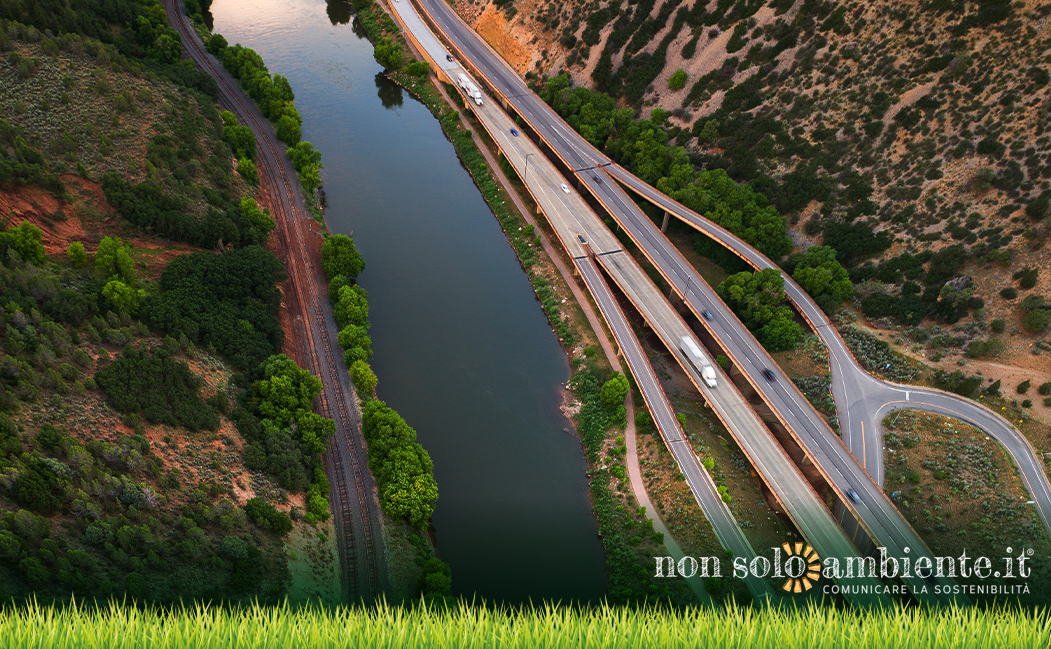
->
[321,234,365,280]
[102,279,144,314]
[350,360,378,396]
[668,69,687,90]
[94,236,135,283]
[237,157,259,185]
[790,245,854,313]
[1017,379,1032,394]
[221,111,257,160]
[254,354,323,425]
[275,104,302,146]
[374,39,402,70]
[240,197,275,235]
[717,268,803,351]
[66,242,87,267]
[334,285,369,329]
[600,373,630,408]
[419,557,452,597]
[1,221,46,266]
[1026,193,1049,220]
[1023,308,1050,332]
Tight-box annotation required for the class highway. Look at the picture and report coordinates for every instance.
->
[406,0,972,604]
[164,0,388,601]
[389,0,894,605]
[607,165,1051,540]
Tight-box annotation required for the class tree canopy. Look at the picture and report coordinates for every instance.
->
[361,400,438,528]
[717,268,803,352]
[138,247,285,373]
[787,245,853,313]
[321,235,365,281]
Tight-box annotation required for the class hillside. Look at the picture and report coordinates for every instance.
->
[464,0,1051,416]
[0,5,346,602]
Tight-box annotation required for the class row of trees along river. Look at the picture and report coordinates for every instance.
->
[207,0,605,602]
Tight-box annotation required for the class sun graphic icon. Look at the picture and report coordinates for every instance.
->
[781,542,821,593]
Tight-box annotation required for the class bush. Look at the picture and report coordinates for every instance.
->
[94,346,220,431]
[360,401,438,528]
[600,373,630,408]
[243,497,293,536]
[990,319,1005,333]
[1016,267,1039,290]
[139,247,285,372]
[1017,379,1032,395]
[1000,287,1018,300]
[404,61,430,78]
[668,69,687,90]
[1039,382,1051,396]
[321,235,365,280]
[1022,399,1033,408]
[350,360,377,396]
[67,242,87,267]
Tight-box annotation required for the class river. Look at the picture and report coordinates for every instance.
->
[208,0,606,603]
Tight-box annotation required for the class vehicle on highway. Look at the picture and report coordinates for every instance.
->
[446,54,454,62]
[455,73,484,106]
[561,183,570,193]
[680,336,717,388]
[577,235,587,244]
[702,309,713,320]
[762,368,775,381]
[510,128,519,136]
[592,174,602,183]
[846,489,861,504]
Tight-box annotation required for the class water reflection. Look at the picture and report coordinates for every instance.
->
[375,73,403,108]
[326,0,351,25]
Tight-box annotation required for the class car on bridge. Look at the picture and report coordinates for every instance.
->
[561,183,570,193]
[762,368,775,381]
[510,128,519,136]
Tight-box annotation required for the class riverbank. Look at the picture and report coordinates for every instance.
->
[357,0,707,603]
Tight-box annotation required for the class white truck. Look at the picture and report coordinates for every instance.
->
[680,336,717,388]
[456,73,484,106]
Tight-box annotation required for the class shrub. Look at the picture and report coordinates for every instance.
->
[1016,267,1039,290]
[243,497,293,536]
[1039,382,1051,396]
[1000,288,1017,300]
[94,346,220,431]
[1017,379,1032,395]
[321,235,365,280]
[600,373,630,408]
[350,360,377,396]
[1022,399,1033,408]
[990,319,1005,333]
[66,242,87,267]
[668,69,687,90]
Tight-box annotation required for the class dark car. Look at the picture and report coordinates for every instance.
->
[446,54,454,62]
[702,309,713,320]
[846,489,861,504]
[510,128,519,136]
[761,368,775,381]
[592,174,602,183]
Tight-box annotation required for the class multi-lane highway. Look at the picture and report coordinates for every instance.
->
[388,0,897,605]
[403,0,986,604]
[405,0,1051,548]
[165,0,387,601]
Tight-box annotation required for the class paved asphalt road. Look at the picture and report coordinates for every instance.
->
[391,0,895,605]
[407,0,989,604]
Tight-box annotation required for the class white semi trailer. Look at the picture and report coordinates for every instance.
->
[456,73,484,106]
[680,336,717,388]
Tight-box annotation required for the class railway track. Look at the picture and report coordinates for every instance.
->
[161,0,385,601]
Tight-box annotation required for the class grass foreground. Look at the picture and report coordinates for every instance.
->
[0,600,1048,648]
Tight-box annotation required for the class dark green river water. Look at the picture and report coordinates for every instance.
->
[209,0,605,603]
